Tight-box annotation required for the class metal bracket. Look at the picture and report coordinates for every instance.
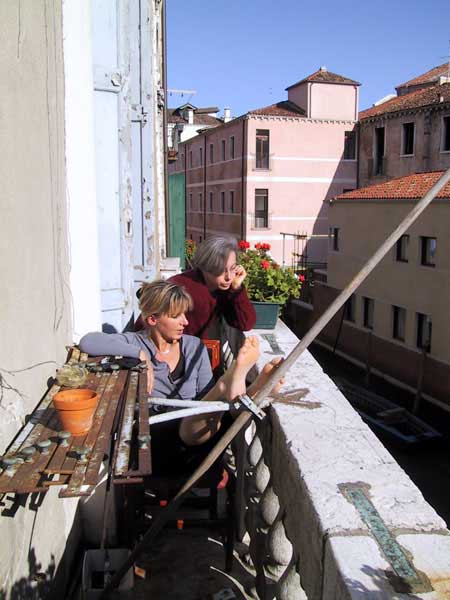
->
[235,394,266,420]
[131,104,149,124]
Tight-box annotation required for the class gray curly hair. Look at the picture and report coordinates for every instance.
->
[192,236,238,276]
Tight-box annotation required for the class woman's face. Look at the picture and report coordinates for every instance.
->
[203,251,237,291]
[147,311,189,341]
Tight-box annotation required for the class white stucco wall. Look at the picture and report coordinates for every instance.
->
[0,2,79,596]
[63,0,102,341]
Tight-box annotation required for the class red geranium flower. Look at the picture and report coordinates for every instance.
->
[262,243,271,250]
[298,274,305,282]
[239,240,250,250]
[261,260,270,269]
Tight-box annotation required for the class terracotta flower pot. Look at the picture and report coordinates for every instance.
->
[53,388,99,435]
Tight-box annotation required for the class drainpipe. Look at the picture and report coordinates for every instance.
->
[241,117,247,240]
[161,0,169,254]
[203,134,207,240]
[184,144,187,240]
[356,121,361,189]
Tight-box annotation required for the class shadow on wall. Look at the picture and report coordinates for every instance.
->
[0,549,55,600]
[344,564,424,599]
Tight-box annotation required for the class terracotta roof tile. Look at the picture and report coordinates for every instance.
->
[334,171,450,200]
[248,100,306,118]
[397,63,450,90]
[167,108,222,127]
[359,83,450,120]
[286,68,360,90]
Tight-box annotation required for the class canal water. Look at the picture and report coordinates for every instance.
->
[310,343,450,528]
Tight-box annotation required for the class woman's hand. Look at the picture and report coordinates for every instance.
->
[139,350,154,393]
[231,265,247,291]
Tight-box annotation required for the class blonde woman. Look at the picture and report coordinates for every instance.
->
[80,281,280,474]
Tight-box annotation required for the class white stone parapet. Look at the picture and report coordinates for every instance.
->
[233,320,450,599]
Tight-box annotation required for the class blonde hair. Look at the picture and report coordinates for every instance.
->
[138,280,193,320]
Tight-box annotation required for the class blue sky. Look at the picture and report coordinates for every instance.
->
[166,0,450,117]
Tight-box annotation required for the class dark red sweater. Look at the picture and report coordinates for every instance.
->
[135,269,256,337]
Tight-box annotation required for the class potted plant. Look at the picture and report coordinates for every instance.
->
[238,241,302,329]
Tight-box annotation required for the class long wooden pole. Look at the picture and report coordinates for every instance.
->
[103,167,450,595]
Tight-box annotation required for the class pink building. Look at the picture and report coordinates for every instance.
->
[168,67,359,266]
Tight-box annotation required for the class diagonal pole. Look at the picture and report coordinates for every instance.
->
[102,167,450,595]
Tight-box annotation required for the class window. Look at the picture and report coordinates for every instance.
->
[199,193,203,211]
[221,140,226,161]
[256,129,270,169]
[442,116,450,152]
[417,313,432,351]
[200,147,203,166]
[329,227,340,251]
[344,131,356,159]
[374,126,385,175]
[402,122,415,155]
[209,143,214,163]
[230,191,235,213]
[189,150,193,168]
[209,192,213,211]
[344,295,356,322]
[395,234,409,262]
[189,193,193,209]
[420,236,437,267]
[392,306,406,341]
[220,191,225,213]
[254,189,269,227]
[363,297,374,330]
[230,136,235,159]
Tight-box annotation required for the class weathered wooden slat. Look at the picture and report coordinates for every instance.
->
[5,383,60,456]
[60,370,128,496]
[137,371,152,475]
[46,373,108,475]
[114,371,138,476]
[83,370,128,486]
[0,395,62,494]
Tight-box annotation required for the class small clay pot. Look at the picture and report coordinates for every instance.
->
[53,389,99,435]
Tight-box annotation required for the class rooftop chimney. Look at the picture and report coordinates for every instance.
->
[320,65,327,72]
[187,108,194,125]
[223,107,231,123]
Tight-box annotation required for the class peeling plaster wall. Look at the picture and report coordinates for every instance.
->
[0,2,78,596]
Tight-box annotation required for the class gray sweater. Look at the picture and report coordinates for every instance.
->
[79,331,214,400]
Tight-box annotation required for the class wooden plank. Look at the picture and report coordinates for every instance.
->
[137,371,152,475]
[44,373,109,475]
[61,371,127,496]
[83,370,128,485]
[0,387,62,494]
[114,371,138,476]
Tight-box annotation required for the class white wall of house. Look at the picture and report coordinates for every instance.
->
[0,0,167,595]
[63,0,102,341]
[0,2,79,595]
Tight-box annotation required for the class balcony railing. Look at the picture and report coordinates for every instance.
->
[249,212,272,230]
[229,319,450,598]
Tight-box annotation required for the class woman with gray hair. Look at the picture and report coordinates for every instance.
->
[135,236,256,337]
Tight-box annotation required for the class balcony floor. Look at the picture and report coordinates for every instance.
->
[108,525,254,599]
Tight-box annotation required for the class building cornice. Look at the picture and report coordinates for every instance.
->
[360,101,450,125]
[248,114,357,125]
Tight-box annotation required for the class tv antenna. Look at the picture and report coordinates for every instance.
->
[167,88,197,104]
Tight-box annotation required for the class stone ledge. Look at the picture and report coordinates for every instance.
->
[246,319,449,598]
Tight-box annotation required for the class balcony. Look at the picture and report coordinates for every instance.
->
[2,320,450,598]
[249,212,272,230]
[121,320,450,598]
